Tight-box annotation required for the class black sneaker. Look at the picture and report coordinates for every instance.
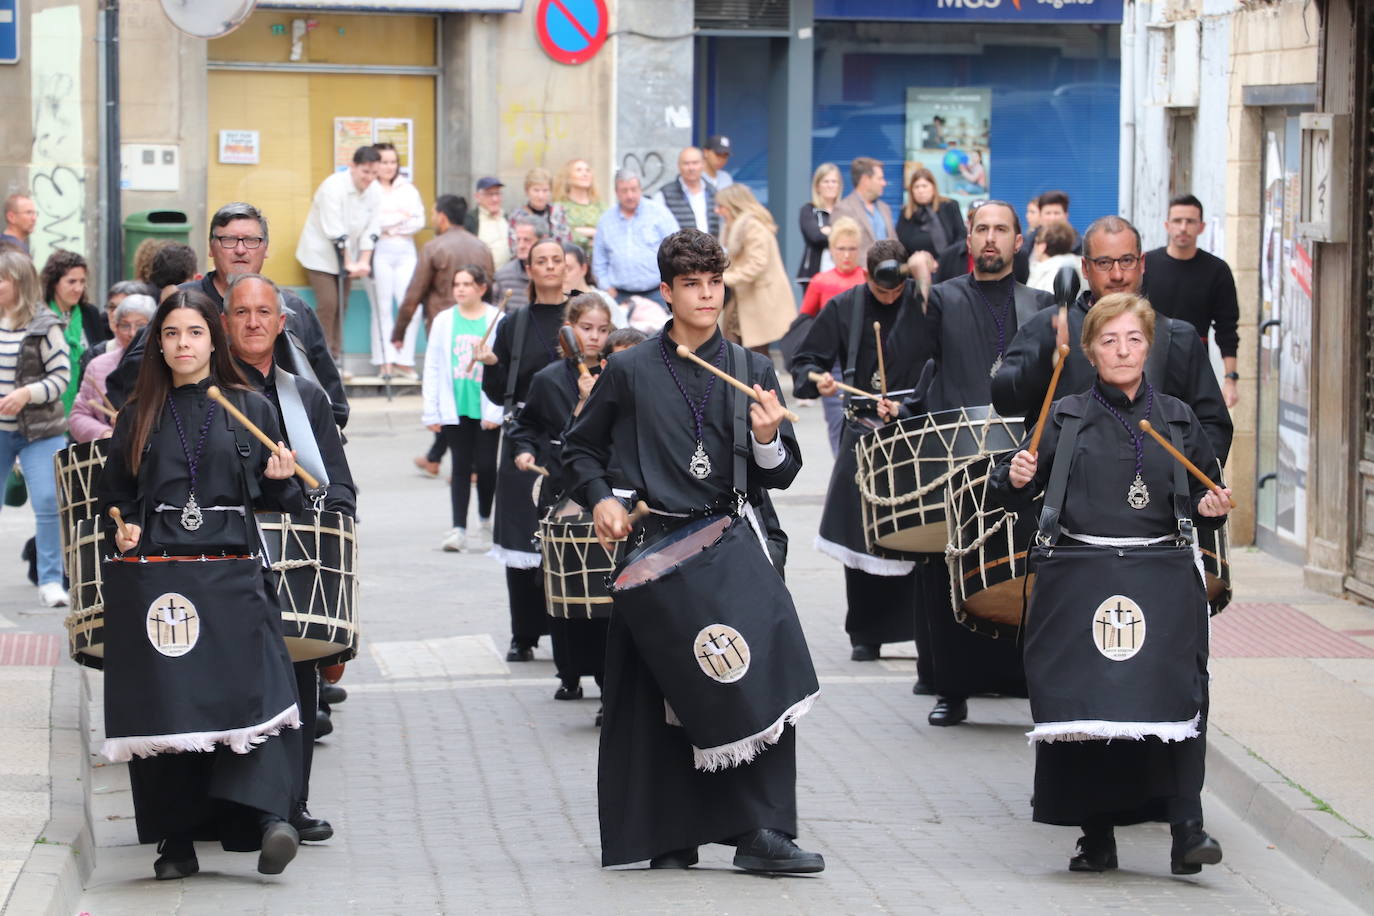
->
[733,829,825,874]
[1170,820,1222,874]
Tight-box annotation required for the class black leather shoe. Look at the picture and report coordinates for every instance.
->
[554,683,583,701]
[1068,832,1118,872]
[290,804,334,842]
[320,683,347,705]
[257,820,300,875]
[648,847,698,869]
[912,680,935,696]
[1170,820,1222,874]
[314,709,333,740]
[506,639,534,662]
[927,697,968,726]
[153,838,198,880]
[850,644,879,662]
[594,705,604,727]
[733,828,825,874]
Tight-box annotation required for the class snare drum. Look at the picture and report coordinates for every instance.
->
[54,440,107,565]
[538,498,617,619]
[855,406,1022,554]
[1199,523,1232,615]
[63,516,107,669]
[945,457,1035,638]
[257,511,360,664]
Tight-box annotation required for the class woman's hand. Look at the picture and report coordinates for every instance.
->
[876,397,901,423]
[473,341,498,366]
[265,442,297,480]
[0,386,32,417]
[1197,487,1233,518]
[480,420,499,431]
[115,522,142,554]
[1008,449,1038,489]
[514,452,537,472]
[427,423,442,433]
[577,372,596,400]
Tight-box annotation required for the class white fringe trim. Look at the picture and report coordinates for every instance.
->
[691,690,820,773]
[1026,712,1201,745]
[101,704,302,763]
[486,544,542,569]
[814,536,915,576]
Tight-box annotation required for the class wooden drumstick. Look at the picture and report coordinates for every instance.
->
[205,386,321,490]
[529,463,551,477]
[627,500,651,525]
[1138,420,1235,507]
[102,393,117,413]
[1028,344,1071,456]
[87,399,118,420]
[108,506,132,543]
[807,371,874,400]
[673,345,800,423]
[559,325,589,377]
[873,321,888,398]
[467,289,514,372]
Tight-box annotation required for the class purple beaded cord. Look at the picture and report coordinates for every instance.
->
[1090,381,1154,481]
[969,274,1012,359]
[165,393,217,502]
[659,334,725,446]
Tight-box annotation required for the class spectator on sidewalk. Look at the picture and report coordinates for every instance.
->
[832,157,893,263]
[1144,194,1241,407]
[895,166,965,261]
[507,168,570,252]
[555,158,605,256]
[592,171,677,307]
[655,147,719,235]
[40,248,105,413]
[371,141,427,379]
[464,176,512,270]
[717,184,795,355]
[797,162,841,288]
[149,244,199,302]
[1027,221,1085,294]
[2,193,36,253]
[393,194,495,349]
[490,215,545,314]
[703,134,734,189]
[69,294,155,443]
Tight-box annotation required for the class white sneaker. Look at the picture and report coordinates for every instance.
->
[38,582,69,607]
[441,528,466,552]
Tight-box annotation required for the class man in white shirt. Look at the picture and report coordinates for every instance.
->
[295,145,383,361]
[464,176,512,270]
[655,147,718,236]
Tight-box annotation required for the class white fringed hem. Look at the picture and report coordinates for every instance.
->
[101,703,302,763]
[1026,712,1201,745]
[486,545,542,569]
[691,690,820,772]
[814,536,914,576]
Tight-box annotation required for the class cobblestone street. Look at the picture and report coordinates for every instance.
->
[46,398,1357,915]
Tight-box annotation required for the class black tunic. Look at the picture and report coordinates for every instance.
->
[1142,248,1240,358]
[989,382,1223,827]
[991,290,1234,464]
[563,323,804,866]
[482,300,566,562]
[96,380,304,848]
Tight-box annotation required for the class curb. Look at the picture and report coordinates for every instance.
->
[4,666,95,916]
[1209,729,1374,911]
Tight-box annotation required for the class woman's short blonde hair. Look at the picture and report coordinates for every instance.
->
[1081,292,1156,355]
[524,167,552,191]
[828,216,861,249]
[810,162,841,210]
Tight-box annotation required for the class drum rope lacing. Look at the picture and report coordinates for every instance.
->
[945,508,1020,558]
[854,454,982,506]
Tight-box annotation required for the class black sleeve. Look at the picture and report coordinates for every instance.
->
[1013,245,1030,284]
[481,313,514,406]
[790,295,846,399]
[747,361,802,491]
[95,410,141,528]
[1172,328,1233,465]
[563,359,622,508]
[992,308,1057,420]
[286,298,350,429]
[104,326,147,408]
[987,410,1061,515]
[303,381,357,516]
[246,393,305,514]
[1177,405,1227,530]
[935,242,965,282]
[1210,260,1240,359]
[507,371,556,464]
[798,204,828,249]
[891,283,939,367]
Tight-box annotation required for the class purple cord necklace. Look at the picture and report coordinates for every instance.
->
[970,274,1012,377]
[660,333,725,480]
[166,392,218,531]
[1091,381,1154,509]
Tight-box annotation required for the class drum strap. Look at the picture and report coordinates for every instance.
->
[1012,282,1042,331]
[842,292,866,406]
[728,342,775,563]
[273,365,331,490]
[502,305,531,418]
[1144,313,1172,391]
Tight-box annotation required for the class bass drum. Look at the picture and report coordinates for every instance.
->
[1199,523,1232,615]
[538,498,618,619]
[944,456,1035,639]
[54,440,107,569]
[63,516,107,669]
[257,511,360,665]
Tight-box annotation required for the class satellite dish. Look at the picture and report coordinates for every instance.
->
[159,0,257,39]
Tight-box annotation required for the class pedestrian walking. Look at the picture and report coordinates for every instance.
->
[716,184,795,355]
[370,141,426,378]
[797,162,841,287]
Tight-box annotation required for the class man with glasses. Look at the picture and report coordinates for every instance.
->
[993,214,1232,464]
[1143,195,1240,407]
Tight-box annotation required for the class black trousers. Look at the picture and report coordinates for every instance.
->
[443,419,499,527]
[293,660,318,806]
[425,430,446,464]
[505,566,548,646]
[842,566,917,648]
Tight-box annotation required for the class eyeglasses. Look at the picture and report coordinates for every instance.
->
[115,322,146,333]
[1086,254,1140,272]
[211,235,265,250]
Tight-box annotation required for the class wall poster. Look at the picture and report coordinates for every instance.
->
[904,87,992,214]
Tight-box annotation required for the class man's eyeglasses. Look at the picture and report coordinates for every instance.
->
[212,235,265,250]
[1086,254,1140,272]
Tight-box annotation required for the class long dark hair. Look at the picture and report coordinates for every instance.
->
[561,241,597,288]
[125,289,248,473]
[39,248,91,309]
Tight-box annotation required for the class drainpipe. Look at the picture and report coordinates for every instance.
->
[99,1,122,283]
[1118,0,1136,220]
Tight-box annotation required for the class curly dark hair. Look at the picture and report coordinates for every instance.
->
[656,229,728,287]
[39,248,90,307]
[149,243,199,290]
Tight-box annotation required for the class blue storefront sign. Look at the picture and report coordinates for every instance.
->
[0,0,20,65]
[815,0,1123,25]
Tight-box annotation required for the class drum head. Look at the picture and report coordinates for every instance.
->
[613,515,732,590]
[552,497,587,520]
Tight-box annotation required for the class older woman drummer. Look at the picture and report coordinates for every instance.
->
[988,292,1231,876]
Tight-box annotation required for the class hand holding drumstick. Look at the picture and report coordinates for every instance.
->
[592,498,651,553]
[1139,420,1234,516]
[206,387,315,488]
[109,507,141,553]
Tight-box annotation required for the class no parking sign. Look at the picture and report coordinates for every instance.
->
[535,0,607,66]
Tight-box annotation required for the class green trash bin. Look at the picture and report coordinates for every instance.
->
[122,210,192,281]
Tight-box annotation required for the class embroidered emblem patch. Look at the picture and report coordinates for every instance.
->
[1092,595,1145,661]
[146,592,200,658]
[694,624,751,683]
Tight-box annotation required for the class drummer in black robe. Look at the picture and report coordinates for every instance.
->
[224,273,357,844]
[563,229,824,873]
[882,201,1053,725]
[476,238,577,661]
[790,239,934,663]
[96,290,305,880]
[508,293,614,714]
[988,292,1229,876]
[992,215,1233,464]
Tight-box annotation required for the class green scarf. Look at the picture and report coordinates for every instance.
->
[48,301,84,414]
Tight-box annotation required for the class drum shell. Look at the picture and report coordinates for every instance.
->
[1199,524,1232,615]
[54,440,108,570]
[64,516,107,669]
[856,406,1022,554]
[945,456,1036,638]
[539,501,617,619]
[610,516,819,754]
[257,511,360,665]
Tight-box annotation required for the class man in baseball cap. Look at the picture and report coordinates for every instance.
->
[703,135,734,189]
[465,177,511,270]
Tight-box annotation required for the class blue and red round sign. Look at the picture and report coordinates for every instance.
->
[535,0,608,66]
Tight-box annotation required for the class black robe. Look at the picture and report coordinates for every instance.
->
[991,290,1234,463]
[563,323,803,866]
[508,357,608,683]
[96,379,304,848]
[791,280,932,647]
[988,382,1224,827]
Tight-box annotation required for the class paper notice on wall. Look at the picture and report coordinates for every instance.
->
[218,130,260,165]
[373,118,414,180]
[333,117,374,171]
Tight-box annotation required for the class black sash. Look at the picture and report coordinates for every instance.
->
[502,304,531,423]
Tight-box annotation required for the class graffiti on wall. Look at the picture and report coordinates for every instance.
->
[501,101,572,171]
[28,5,87,267]
[614,36,689,196]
